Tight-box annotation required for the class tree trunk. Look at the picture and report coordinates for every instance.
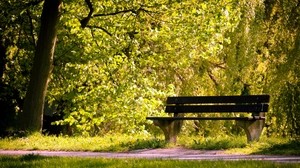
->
[20,0,62,133]
[0,43,6,80]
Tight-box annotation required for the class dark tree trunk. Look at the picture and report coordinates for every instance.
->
[0,43,6,80]
[20,0,62,133]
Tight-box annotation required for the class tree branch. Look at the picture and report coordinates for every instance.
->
[80,3,155,30]
[207,69,219,87]
[26,9,37,47]
[92,6,153,17]
[80,0,94,28]
[86,25,112,36]
[25,0,44,8]
[93,9,136,17]
[208,60,226,69]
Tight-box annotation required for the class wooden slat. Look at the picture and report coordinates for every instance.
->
[165,104,269,113]
[146,116,265,121]
[166,95,270,104]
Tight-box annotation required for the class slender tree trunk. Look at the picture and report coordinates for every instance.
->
[0,43,6,80]
[20,0,62,133]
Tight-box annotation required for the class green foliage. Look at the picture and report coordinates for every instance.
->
[47,0,247,136]
[1,0,300,137]
[270,82,300,137]
[0,0,42,134]
[262,0,300,137]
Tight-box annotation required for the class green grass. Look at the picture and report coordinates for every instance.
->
[0,133,165,152]
[178,135,300,155]
[0,133,299,155]
[178,134,247,150]
[0,155,298,168]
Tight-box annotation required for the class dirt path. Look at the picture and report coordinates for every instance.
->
[1,148,300,163]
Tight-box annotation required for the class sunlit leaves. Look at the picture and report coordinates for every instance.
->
[3,0,298,136]
[47,0,249,135]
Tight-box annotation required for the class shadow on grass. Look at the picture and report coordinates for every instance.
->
[252,140,300,155]
[20,154,46,161]
[0,155,116,168]
[102,138,167,152]
[0,154,47,168]
[122,138,167,150]
[190,138,247,150]
[0,154,45,162]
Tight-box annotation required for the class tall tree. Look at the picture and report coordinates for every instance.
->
[20,0,62,132]
[0,0,40,135]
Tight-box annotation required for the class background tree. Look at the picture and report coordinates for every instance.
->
[264,0,300,136]
[0,0,42,135]
[19,0,62,132]
[1,0,299,138]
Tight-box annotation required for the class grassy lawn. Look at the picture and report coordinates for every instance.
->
[0,133,299,155]
[0,155,299,168]
[0,133,165,152]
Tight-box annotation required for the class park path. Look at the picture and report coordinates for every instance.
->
[1,148,300,163]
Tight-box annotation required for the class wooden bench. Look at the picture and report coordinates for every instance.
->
[146,95,270,143]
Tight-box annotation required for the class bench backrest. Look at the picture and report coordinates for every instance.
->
[165,95,270,113]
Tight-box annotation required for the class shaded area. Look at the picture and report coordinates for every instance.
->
[0,154,113,168]
[97,138,166,152]
[251,140,300,155]
[190,137,247,150]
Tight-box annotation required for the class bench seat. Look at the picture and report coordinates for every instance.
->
[146,116,265,121]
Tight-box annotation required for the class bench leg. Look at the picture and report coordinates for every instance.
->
[236,113,265,142]
[153,120,183,144]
